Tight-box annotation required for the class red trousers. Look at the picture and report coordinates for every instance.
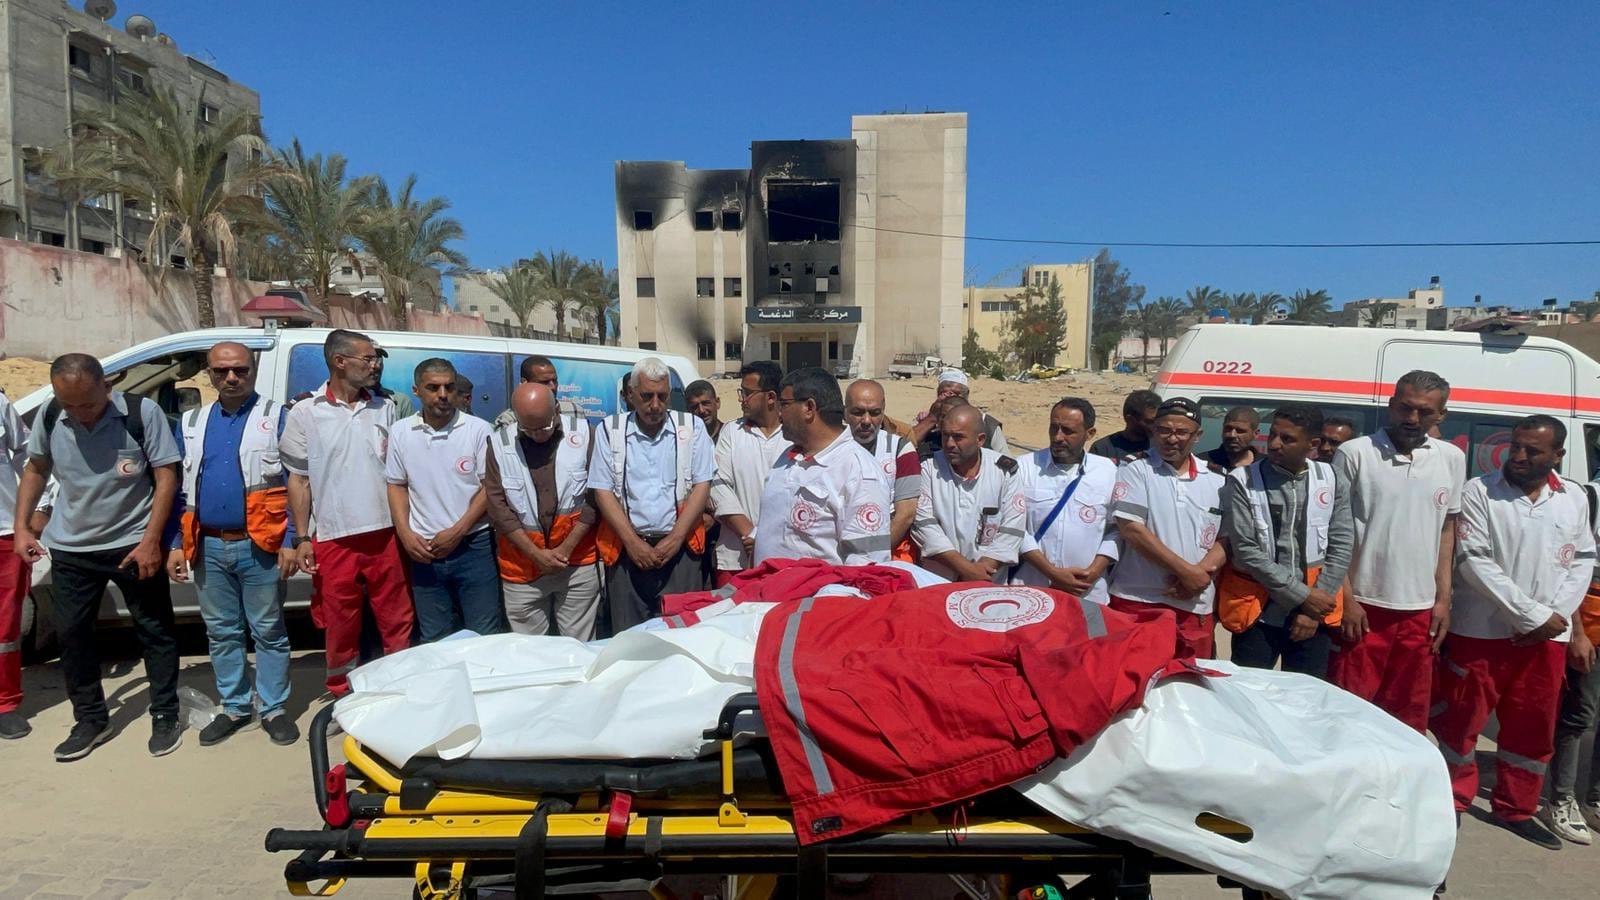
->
[1330,604,1434,732]
[1109,596,1216,659]
[316,529,413,696]
[0,535,30,713]
[1431,635,1565,821]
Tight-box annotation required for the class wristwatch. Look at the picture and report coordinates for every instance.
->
[293,536,312,548]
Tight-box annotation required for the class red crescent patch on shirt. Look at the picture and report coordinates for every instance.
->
[1200,522,1219,549]
[115,457,141,477]
[790,500,819,533]
[1558,543,1576,566]
[258,417,274,433]
[854,502,884,531]
[1315,487,1331,507]
[1010,493,1027,515]
[1112,481,1130,502]
[1078,504,1100,524]
[454,455,475,475]
[1433,487,1449,510]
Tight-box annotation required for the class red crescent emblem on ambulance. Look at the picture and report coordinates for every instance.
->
[1112,481,1130,502]
[454,455,474,475]
[854,503,883,530]
[1433,487,1449,510]
[790,501,819,533]
[946,586,1055,633]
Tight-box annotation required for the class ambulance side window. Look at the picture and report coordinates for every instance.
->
[1435,413,1519,480]
[1583,425,1600,483]
[1196,397,1375,454]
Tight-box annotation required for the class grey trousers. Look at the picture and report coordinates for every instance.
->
[605,547,706,634]
[503,564,603,641]
[1550,663,1600,802]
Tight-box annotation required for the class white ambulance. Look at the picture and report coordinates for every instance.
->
[1152,322,1600,481]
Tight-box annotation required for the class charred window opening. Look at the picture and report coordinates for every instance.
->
[633,210,655,230]
[828,341,839,360]
[779,277,794,293]
[694,210,715,231]
[829,265,839,275]
[725,342,743,359]
[725,277,742,298]
[723,209,742,230]
[803,262,815,275]
[770,344,781,361]
[696,341,715,360]
[768,265,780,277]
[696,277,715,298]
[766,179,840,242]
[636,277,656,298]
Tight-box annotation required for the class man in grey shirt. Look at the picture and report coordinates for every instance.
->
[12,354,182,761]
[1219,403,1353,678]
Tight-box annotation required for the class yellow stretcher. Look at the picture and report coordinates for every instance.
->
[265,697,1267,899]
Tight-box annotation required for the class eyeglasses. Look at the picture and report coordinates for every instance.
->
[776,396,802,408]
[634,391,669,403]
[1154,425,1197,438]
[738,388,774,399]
[340,354,380,366]
[208,366,251,378]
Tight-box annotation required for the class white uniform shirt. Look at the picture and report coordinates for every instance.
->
[383,410,493,539]
[1333,431,1466,611]
[752,429,891,566]
[1451,470,1596,642]
[588,413,714,536]
[1011,450,1119,604]
[710,417,791,570]
[279,382,397,542]
[0,392,26,537]
[861,428,921,506]
[913,447,1027,581]
[1108,453,1228,613]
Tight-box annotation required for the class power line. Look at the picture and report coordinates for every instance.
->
[764,208,1600,249]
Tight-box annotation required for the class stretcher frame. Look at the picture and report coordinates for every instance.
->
[265,700,1267,899]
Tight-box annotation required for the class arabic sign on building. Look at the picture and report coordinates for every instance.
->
[746,306,863,324]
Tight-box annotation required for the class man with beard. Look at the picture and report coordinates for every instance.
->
[1010,397,1118,604]
[1431,415,1592,850]
[844,379,920,561]
[912,404,1025,584]
[1203,406,1261,471]
[1315,415,1358,461]
[1090,389,1161,465]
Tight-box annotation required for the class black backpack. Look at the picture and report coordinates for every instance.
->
[41,393,153,481]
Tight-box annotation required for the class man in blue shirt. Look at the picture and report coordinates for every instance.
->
[165,342,298,747]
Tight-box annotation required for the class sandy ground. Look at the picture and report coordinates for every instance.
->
[0,356,51,399]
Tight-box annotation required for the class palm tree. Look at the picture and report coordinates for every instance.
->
[525,249,588,339]
[1287,288,1332,323]
[1152,295,1186,358]
[52,87,273,327]
[1226,291,1257,324]
[575,259,619,343]
[265,139,372,311]
[1185,285,1226,316]
[1251,291,1286,324]
[357,175,467,330]
[478,264,544,337]
[1361,301,1398,328]
[1125,296,1157,372]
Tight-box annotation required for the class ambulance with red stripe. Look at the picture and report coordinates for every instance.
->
[1152,323,1600,481]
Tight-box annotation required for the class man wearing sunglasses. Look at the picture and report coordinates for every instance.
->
[164,341,298,747]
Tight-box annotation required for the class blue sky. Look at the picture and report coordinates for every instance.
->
[126,0,1597,307]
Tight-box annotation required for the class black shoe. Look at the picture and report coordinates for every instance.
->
[1491,815,1563,850]
[1435,878,1447,895]
[148,715,183,757]
[0,710,29,740]
[54,720,113,761]
[198,713,252,747]
[261,713,300,746]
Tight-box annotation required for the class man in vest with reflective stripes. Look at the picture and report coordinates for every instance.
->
[280,329,412,696]
[1011,398,1118,603]
[1218,403,1353,678]
[1432,415,1594,851]
[913,404,1026,584]
[483,382,603,639]
[0,388,32,740]
[711,362,789,584]
[163,341,298,747]
[845,379,920,562]
[590,357,714,632]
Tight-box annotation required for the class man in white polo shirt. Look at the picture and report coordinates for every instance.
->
[754,367,890,567]
[845,379,921,562]
[711,361,789,584]
[280,329,411,696]
[1330,369,1466,732]
[1011,397,1118,603]
[1107,397,1228,658]
[913,404,1025,583]
[1429,415,1593,850]
[385,357,501,642]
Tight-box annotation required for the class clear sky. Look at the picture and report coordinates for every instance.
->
[121,0,1597,307]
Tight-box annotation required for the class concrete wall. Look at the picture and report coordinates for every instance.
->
[0,238,489,359]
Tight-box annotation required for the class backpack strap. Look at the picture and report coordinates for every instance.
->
[671,411,693,504]
[1585,483,1598,532]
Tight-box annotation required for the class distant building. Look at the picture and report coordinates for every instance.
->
[615,112,968,378]
[962,261,1095,369]
[1334,276,1446,330]
[327,253,443,313]
[0,0,260,261]
[449,271,562,335]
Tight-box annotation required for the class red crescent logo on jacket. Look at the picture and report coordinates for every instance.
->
[454,455,475,475]
[945,586,1055,633]
[1010,493,1026,515]
[1558,543,1576,566]
[854,503,883,531]
[1201,523,1219,549]
[1315,487,1331,507]
[1112,481,1130,502]
[258,418,274,433]
[1433,487,1449,510]
[115,457,141,477]
[790,500,819,533]
[568,431,582,447]
[1456,519,1472,540]
[1078,504,1100,524]
[881,458,895,478]
[979,523,999,545]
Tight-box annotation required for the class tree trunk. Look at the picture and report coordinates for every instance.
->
[1140,335,1150,372]
[555,303,566,340]
[191,243,216,328]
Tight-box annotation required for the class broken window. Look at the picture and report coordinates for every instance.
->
[696,277,715,298]
[69,45,92,74]
[636,277,656,298]
[766,179,841,242]
[770,343,781,361]
[80,238,107,254]
[696,341,715,360]
[341,266,354,276]
[120,70,147,94]
[804,262,815,275]
[37,230,65,247]
[171,254,188,269]
[778,277,793,293]
[723,209,742,230]
[827,341,838,360]
[199,103,220,125]
[768,265,779,276]
[633,210,654,230]
[724,277,742,298]
[725,342,743,359]
[694,210,715,231]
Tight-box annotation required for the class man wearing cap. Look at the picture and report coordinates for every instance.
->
[591,357,714,631]
[1107,397,1229,658]
[1330,370,1466,732]
[0,388,33,740]
[753,367,891,567]
[845,379,921,560]
[12,354,183,761]
[911,369,1008,460]
[386,358,502,643]
[913,404,1026,584]
[280,329,413,696]
[1011,397,1119,603]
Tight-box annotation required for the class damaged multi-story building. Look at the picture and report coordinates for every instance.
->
[615,112,967,378]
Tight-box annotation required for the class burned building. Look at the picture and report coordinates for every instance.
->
[615,112,967,378]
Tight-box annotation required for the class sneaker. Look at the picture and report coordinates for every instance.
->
[1491,815,1563,850]
[1581,799,1600,833]
[0,710,30,740]
[148,715,183,757]
[1542,797,1592,845]
[261,713,300,746]
[54,720,113,761]
[197,713,252,747]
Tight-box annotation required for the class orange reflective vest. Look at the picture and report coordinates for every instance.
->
[1216,459,1343,633]
[593,411,705,565]
[177,398,289,561]
[489,414,599,583]
[1581,581,1600,647]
